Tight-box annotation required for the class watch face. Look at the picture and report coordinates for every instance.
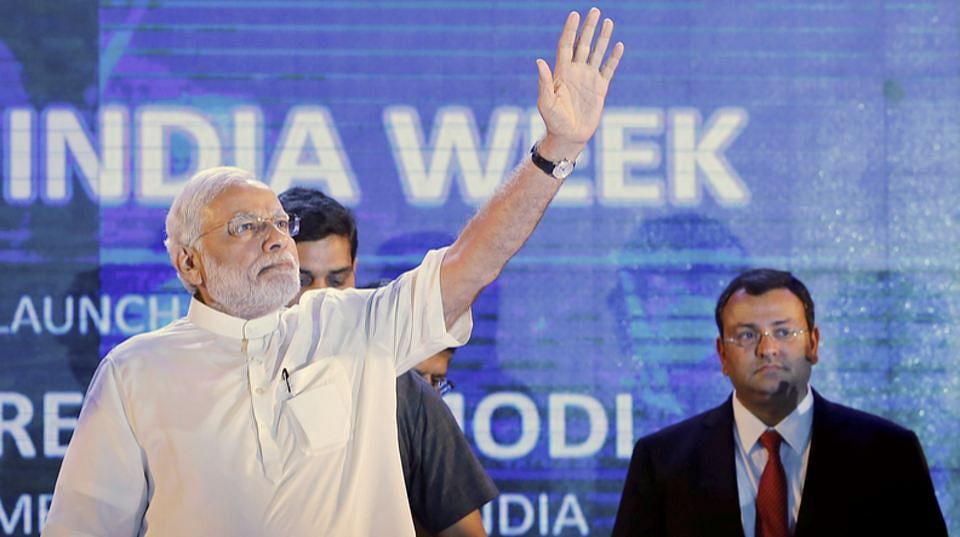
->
[552,159,575,179]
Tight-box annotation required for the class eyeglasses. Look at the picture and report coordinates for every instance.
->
[195,212,300,244]
[417,373,455,396]
[723,327,807,350]
[432,376,455,396]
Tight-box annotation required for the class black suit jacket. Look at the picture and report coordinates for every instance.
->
[612,390,947,537]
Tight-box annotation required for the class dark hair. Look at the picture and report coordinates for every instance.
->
[278,186,358,261]
[714,268,815,336]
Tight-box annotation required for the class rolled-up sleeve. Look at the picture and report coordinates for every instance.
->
[44,357,148,537]
[366,247,473,375]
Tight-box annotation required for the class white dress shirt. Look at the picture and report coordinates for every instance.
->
[44,248,472,537]
[732,387,814,537]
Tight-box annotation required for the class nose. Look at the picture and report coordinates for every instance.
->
[262,221,289,253]
[754,330,780,358]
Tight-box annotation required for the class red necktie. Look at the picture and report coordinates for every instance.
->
[756,430,789,537]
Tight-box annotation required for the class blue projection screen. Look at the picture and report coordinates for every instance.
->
[1,1,958,535]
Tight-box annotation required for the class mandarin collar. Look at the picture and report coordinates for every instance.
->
[187,297,282,340]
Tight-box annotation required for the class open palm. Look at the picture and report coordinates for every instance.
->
[537,9,624,149]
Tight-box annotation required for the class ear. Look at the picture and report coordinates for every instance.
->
[175,246,204,289]
[716,336,730,376]
[806,325,820,364]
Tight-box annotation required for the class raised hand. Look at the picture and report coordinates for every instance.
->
[536,7,624,161]
[440,8,624,328]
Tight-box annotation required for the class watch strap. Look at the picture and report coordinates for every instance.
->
[530,144,558,176]
[530,144,575,179]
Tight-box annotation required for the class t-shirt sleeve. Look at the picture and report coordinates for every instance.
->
[366,247,473,375]
[396,372,420,499]
[400,373,498,534]
[43,357,148,537]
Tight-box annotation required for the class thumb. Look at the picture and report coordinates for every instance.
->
[536,58,554,105]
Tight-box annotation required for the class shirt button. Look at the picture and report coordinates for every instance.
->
[255,387,265,395]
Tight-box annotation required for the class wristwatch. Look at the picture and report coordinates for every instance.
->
[530,144,575,180]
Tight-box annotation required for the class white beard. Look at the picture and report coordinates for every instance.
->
[202,250,300,319]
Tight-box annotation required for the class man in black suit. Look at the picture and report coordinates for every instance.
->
[612,268,947,537]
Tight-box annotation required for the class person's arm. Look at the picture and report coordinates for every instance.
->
[440,7,624,327]
[43,358,148,537]
[893,431,948,536]
[611,438,664,536]
[436,510,486,537]
[403,373,498,536]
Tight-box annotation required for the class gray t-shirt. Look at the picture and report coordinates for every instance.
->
[397,371,499,533]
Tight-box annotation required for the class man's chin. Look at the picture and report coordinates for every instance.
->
[215,281,299,319]
[254,264,295,284]
[750,379,796,400]
[257,262,296,277]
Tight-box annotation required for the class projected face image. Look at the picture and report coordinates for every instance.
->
[610,268,726,414]
[195,183,300,318]
[607,214,748,421]
[717,288,820,414]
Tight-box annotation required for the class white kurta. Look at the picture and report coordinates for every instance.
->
[43,248,472,537]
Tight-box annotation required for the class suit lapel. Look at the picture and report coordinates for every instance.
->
[696,398,747,537]
[794,390,843,536]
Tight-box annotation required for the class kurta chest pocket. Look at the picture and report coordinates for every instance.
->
[283,360,352,454]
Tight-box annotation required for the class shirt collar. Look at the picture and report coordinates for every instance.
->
[187,297,282,340]
[732,386,814,456]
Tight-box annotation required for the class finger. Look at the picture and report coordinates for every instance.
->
[573,7,601,63]
[536,58,555,105]
[587,18,613,67]
[600,41,625,80]
[555,11,580,69]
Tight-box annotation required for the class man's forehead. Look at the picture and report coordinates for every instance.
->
[296,235,354,268]
[205,182,283,218]
[723,288,806,323]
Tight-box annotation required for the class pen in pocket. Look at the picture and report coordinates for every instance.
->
[282,368,291,394]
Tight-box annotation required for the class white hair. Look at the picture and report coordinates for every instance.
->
[164,166,263,294]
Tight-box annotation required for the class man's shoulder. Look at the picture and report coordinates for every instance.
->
[636,401,730,451]
[814,392,918,442]
[293,287,372,318]
[106,317,193,364]
[396,370,429,413]
[396,370,452,423]
[619,401,733,480]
